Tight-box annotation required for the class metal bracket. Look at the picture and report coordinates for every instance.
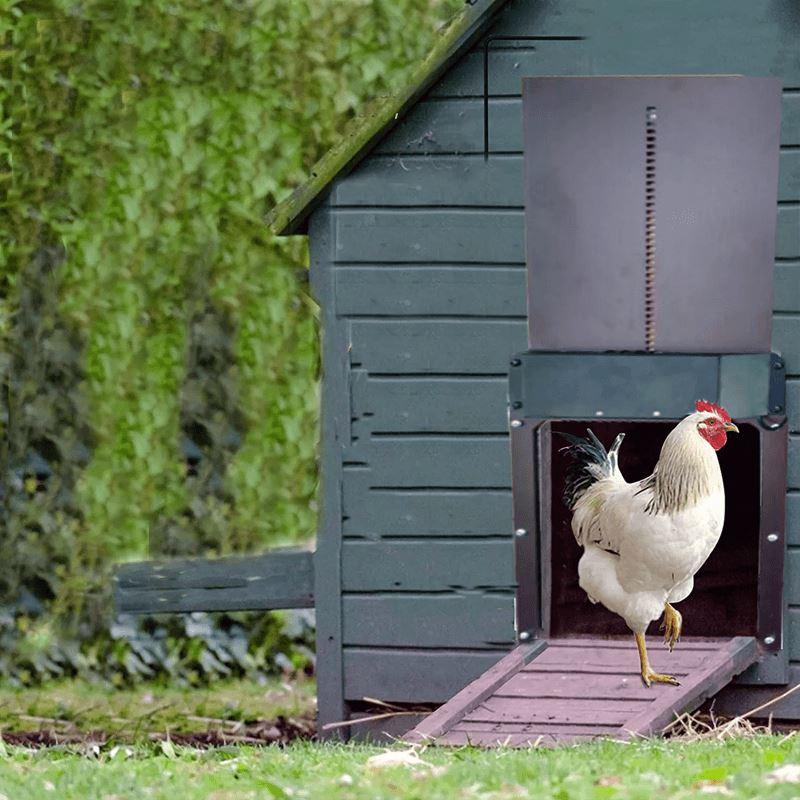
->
[483,35,584,160]
[759,352,787,430]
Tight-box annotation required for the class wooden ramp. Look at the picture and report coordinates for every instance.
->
[406,637,758,747]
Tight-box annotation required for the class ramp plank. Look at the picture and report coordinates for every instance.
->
[406,636,758,747]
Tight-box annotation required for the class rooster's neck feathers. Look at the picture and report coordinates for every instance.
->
[644,412,724,515]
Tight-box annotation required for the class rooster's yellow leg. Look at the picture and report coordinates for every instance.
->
[659,603,682,652]
[635,633,681,687]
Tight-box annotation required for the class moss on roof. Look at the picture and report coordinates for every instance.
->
[266,0,510,236]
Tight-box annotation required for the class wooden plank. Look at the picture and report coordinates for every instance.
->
[342,483,512,537]
[452,721,624,736]
[781,153,800,202]
[775,265,800,313]
[431,45,594,98]
[374,98,523,155]
[454,722,623,735]
[788,380,800,432]
[783,96,799,149]
[784,608,800,660]
[343,647,510,703]
[372,96,800,154]
[488,1,800,87]
[788,494,800,546]
[338,269,796,335]
[344,436,511,488]
[113,550,308,591]
[496,671,670,701]
[308,209,348,736]
[440,730,621,747]
[623,637,759,736]
[785,550,800,601]
[113,550,313,614]
[405,636,758,747]
[773,317,800,376]
[333,205,795,267]
[790,436,800,490]
[350,375,508,434]
[349,319,527,374]
[331,155,524,207]
[777,207,800,260]
[332,150,798,207]
[464,696,647,726]
[333,208,524,263]
[529,644,714,671]
[335,266,526,316]
[536,638,730,651]
[433,27,800,97]
[342,593,515,649]
[521,663,694,677]
[406,641,546,743]
[341,540,514,592]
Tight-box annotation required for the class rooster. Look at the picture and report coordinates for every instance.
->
[560,400,738,687]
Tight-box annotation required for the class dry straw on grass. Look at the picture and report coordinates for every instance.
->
[664,682,800,741]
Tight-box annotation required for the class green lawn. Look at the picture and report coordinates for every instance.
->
[2,681,800,798]
[0,678,316,738]
[1,737,800,799]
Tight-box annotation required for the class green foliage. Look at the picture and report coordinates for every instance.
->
[0,607,315,687]
[2,737,800,799]
[0,0,461,639]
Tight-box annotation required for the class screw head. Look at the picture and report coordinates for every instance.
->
[510,358,521,367]
[767,533,780,543]
[594,410,604,417]
[510,419,523,428]
[774,360,784,370]
[511,400,522,409]
[772,405,783,413]
[652,410,662,417]
[515,528,527,538]
[764,635,776,645]
[519,631,531,641]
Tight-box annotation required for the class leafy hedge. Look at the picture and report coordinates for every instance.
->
[0,0,461,667]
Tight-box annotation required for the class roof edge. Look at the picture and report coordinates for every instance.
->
[266,0,511,236]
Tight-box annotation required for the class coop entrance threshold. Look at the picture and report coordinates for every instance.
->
[405,636,758,747]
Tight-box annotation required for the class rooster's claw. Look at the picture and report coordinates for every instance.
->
[661,604,683,652]
[641,669,681,688]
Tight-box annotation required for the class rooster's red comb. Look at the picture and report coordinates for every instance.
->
[695,399,731,423]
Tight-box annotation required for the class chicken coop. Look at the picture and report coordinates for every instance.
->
[115,0,800,744]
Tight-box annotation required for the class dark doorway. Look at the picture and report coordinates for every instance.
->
[546,419,760,639]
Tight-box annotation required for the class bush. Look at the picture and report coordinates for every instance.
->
[0,0,461,670]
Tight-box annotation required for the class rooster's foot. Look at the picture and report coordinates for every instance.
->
[659,603,683,652]
[635,632,681,688]
[640,668,681,688]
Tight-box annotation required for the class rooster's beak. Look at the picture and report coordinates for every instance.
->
[724,422,739,433]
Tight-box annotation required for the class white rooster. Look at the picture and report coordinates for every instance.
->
[560,400,738,687]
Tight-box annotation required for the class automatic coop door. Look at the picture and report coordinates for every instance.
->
[522,75,782,353]
[511,75,787,660]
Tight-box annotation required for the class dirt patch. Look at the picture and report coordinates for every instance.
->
[2,715,316,749]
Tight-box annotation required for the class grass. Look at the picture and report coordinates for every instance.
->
[1,736,800,799]
[2,681,800,798]
[0,678,316,738]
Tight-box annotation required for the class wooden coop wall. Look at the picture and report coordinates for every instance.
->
[308,0,800,731]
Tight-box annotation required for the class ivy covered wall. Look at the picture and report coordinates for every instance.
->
[0,0,461,633]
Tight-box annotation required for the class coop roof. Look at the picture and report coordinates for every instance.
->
[266,0,510,236]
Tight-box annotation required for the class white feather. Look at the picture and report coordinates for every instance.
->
[571,411,726,634]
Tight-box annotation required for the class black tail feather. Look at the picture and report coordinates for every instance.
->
[558,430,624,510]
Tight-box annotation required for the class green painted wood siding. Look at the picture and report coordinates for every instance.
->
[311,0,800,713]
